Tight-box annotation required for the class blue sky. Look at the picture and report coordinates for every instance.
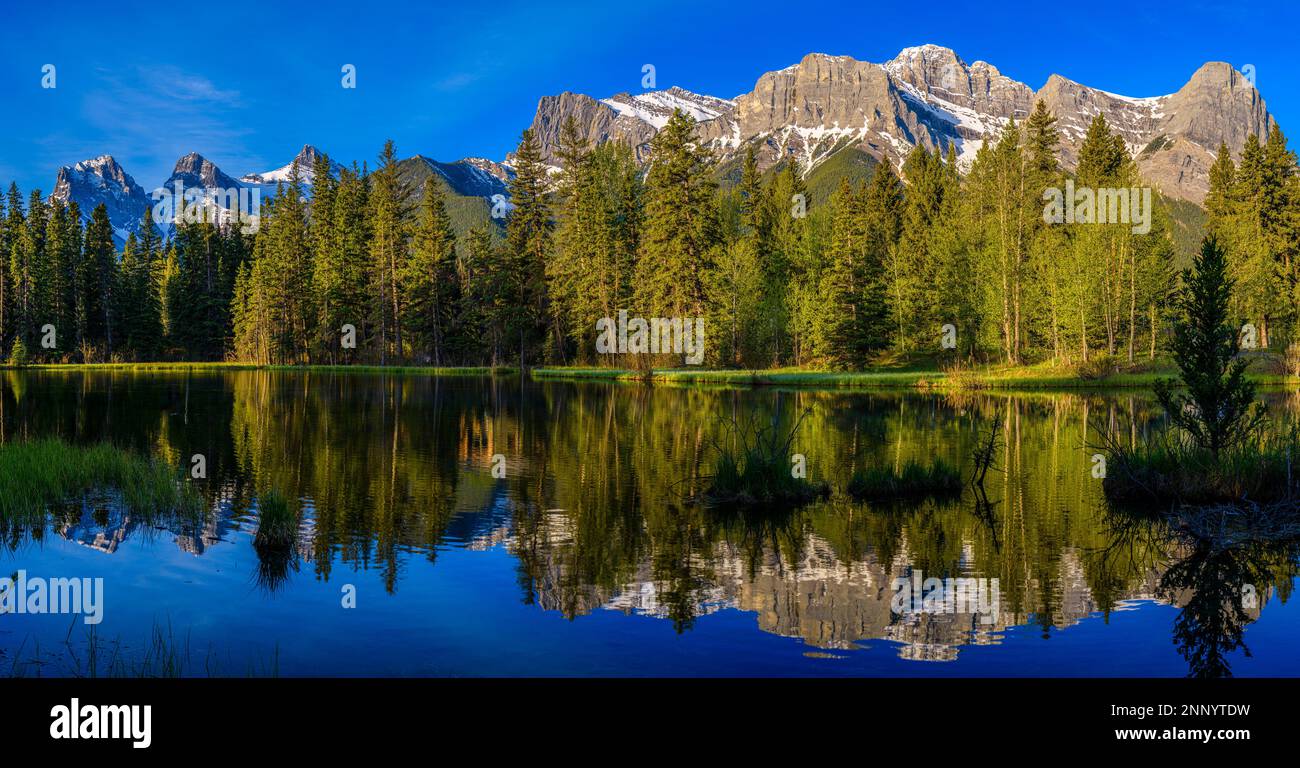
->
[0,0,1292,194]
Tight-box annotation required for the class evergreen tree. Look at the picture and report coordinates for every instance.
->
[636,110,720,329]
[1205,142,1236,239]
[314,163,370,363]
[82,203,117,359]
[816,180,875,368]
[1155,236,1265,458]
[404,177,460,364]
[505,128,553,366]
[369,141,411,363]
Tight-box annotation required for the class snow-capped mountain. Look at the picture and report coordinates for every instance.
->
[51,156,153,244]
[49,145,513,245]
[45,42,1276,243]
[417,155,512,198]
[163,151,245,193]
[240,145,343,186]
[601,87,735,130]
[525,44,1274,203]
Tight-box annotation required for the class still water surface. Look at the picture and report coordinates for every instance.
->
[1,371,1298,677]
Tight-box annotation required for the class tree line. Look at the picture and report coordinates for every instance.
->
[0,103,1292,368]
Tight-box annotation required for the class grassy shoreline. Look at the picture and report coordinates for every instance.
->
[529,365,1300,390]
[3,360,1297,390]
[2,362,517,376]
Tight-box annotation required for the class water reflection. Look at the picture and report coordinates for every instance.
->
[2,370,1298,676]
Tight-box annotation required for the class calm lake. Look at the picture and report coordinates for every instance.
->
[2,370,1298,677]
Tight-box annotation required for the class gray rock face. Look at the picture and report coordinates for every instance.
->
[51,155,153,245]
[526,91,659,166]
[523,45,1275,204]
[410,155,511,199]
[885,44,1034,121]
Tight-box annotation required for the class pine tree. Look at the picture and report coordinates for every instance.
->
[134,206,165,359]
[309,151,339,358]
[816,179,875,368]
[464,225,508,365]
[0,186,11,351]
[894,145,948,350]
[636,109,720,362]
[43,199,78,358]
[11,191,47,351]
[313,163,370,363]
[1155,236,1265,458]
[757,158,801,364]
[505,128,553,366]
[81,203,117,359]
[1205,142,1236,239]
[369,141,411,363]
[404,177,459,364]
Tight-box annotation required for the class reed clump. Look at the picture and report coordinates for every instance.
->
[703,410,829,508]
[0,438,201,527]
[846,458,963,501]
[253,490,298,550]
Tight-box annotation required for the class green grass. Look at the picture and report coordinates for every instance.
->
[253,490,298,550]
[846,458,964,501]
[4,362,515,375]
[1104,433,1300,506]
[703,413,830,508]
[707,446,830,508]
[532,360,1300,390]
[0,438,202,528]
[8,357,1298,390]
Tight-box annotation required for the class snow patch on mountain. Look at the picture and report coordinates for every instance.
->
[600,86,733,129]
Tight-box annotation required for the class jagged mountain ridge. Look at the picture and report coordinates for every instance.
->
[51,156,153,243]
[47,44,1273,245]
[525,44,1274,204]
[50,145,511,246]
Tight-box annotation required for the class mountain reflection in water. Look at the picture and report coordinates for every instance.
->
[2,370,1298,677]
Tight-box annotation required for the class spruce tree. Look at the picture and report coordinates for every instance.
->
[636,109,720,356]
[1205,142,1236,239]
[82,203,117,358]
[505,128,553,366]
[404,177,459,364]
[369,141,411,363]
[1155,236,1265,458]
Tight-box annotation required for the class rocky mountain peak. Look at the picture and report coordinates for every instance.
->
[52,155,152,244]
[167,152,241,191]
[523,45,1276,204]
[240,144,341,185]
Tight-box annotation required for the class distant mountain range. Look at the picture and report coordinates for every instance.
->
[48,44,1273,246]
[526,44,1273,204]
[51,144,514,245]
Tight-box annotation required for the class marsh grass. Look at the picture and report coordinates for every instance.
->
[1102,430,1300,506]
[846,458,963,501]
[0,439,202,531]
[529,362,1284,390]
[702,410,830,508]
[4,362,515,375]
[253,490,299,550]
[7,619,280,678]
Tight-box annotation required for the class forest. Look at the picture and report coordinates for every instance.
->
[0,102,1295,371]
